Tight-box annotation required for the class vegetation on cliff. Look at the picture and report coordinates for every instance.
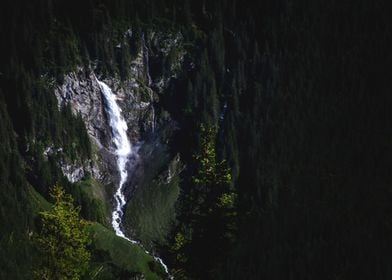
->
[1,0,391,279]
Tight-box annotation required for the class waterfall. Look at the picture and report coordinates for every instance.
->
[97,80,134,241]
[97,79,172,278]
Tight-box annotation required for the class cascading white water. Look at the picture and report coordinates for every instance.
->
[97,80,135,241]
[97,79,172,278]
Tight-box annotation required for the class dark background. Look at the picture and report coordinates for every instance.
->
[1,0,391,279]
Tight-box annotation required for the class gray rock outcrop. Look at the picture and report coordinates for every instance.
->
[52,28,185,186]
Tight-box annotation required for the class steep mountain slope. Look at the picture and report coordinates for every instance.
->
[0,1,187,279]
[1,0,391,280]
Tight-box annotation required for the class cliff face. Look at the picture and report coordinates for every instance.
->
[52,29,184,186]
[0,3,191,279]
[51,28,186,252]
[55,69,110,147]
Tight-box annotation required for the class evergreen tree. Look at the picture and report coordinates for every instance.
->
[34,185,91,280]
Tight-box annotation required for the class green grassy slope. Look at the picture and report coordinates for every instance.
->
[87,223,166,280]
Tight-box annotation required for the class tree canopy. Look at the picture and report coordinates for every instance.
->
[34,185,91,280]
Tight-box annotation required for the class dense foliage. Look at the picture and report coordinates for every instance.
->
[170,125,234,279]
[1,0,391,279]
[34,186,91,280]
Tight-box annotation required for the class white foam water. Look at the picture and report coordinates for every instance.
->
[97,79,172,278]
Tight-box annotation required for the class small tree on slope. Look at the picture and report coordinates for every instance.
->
[34,185,91,280]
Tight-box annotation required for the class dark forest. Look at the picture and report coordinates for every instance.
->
[0,0,391,279]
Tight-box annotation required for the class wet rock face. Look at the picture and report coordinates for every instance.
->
[53,68,115,184]
[52,28,185,185]
[54,68,111,148]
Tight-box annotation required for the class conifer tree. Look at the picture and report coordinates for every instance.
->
[34,185,91,280]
